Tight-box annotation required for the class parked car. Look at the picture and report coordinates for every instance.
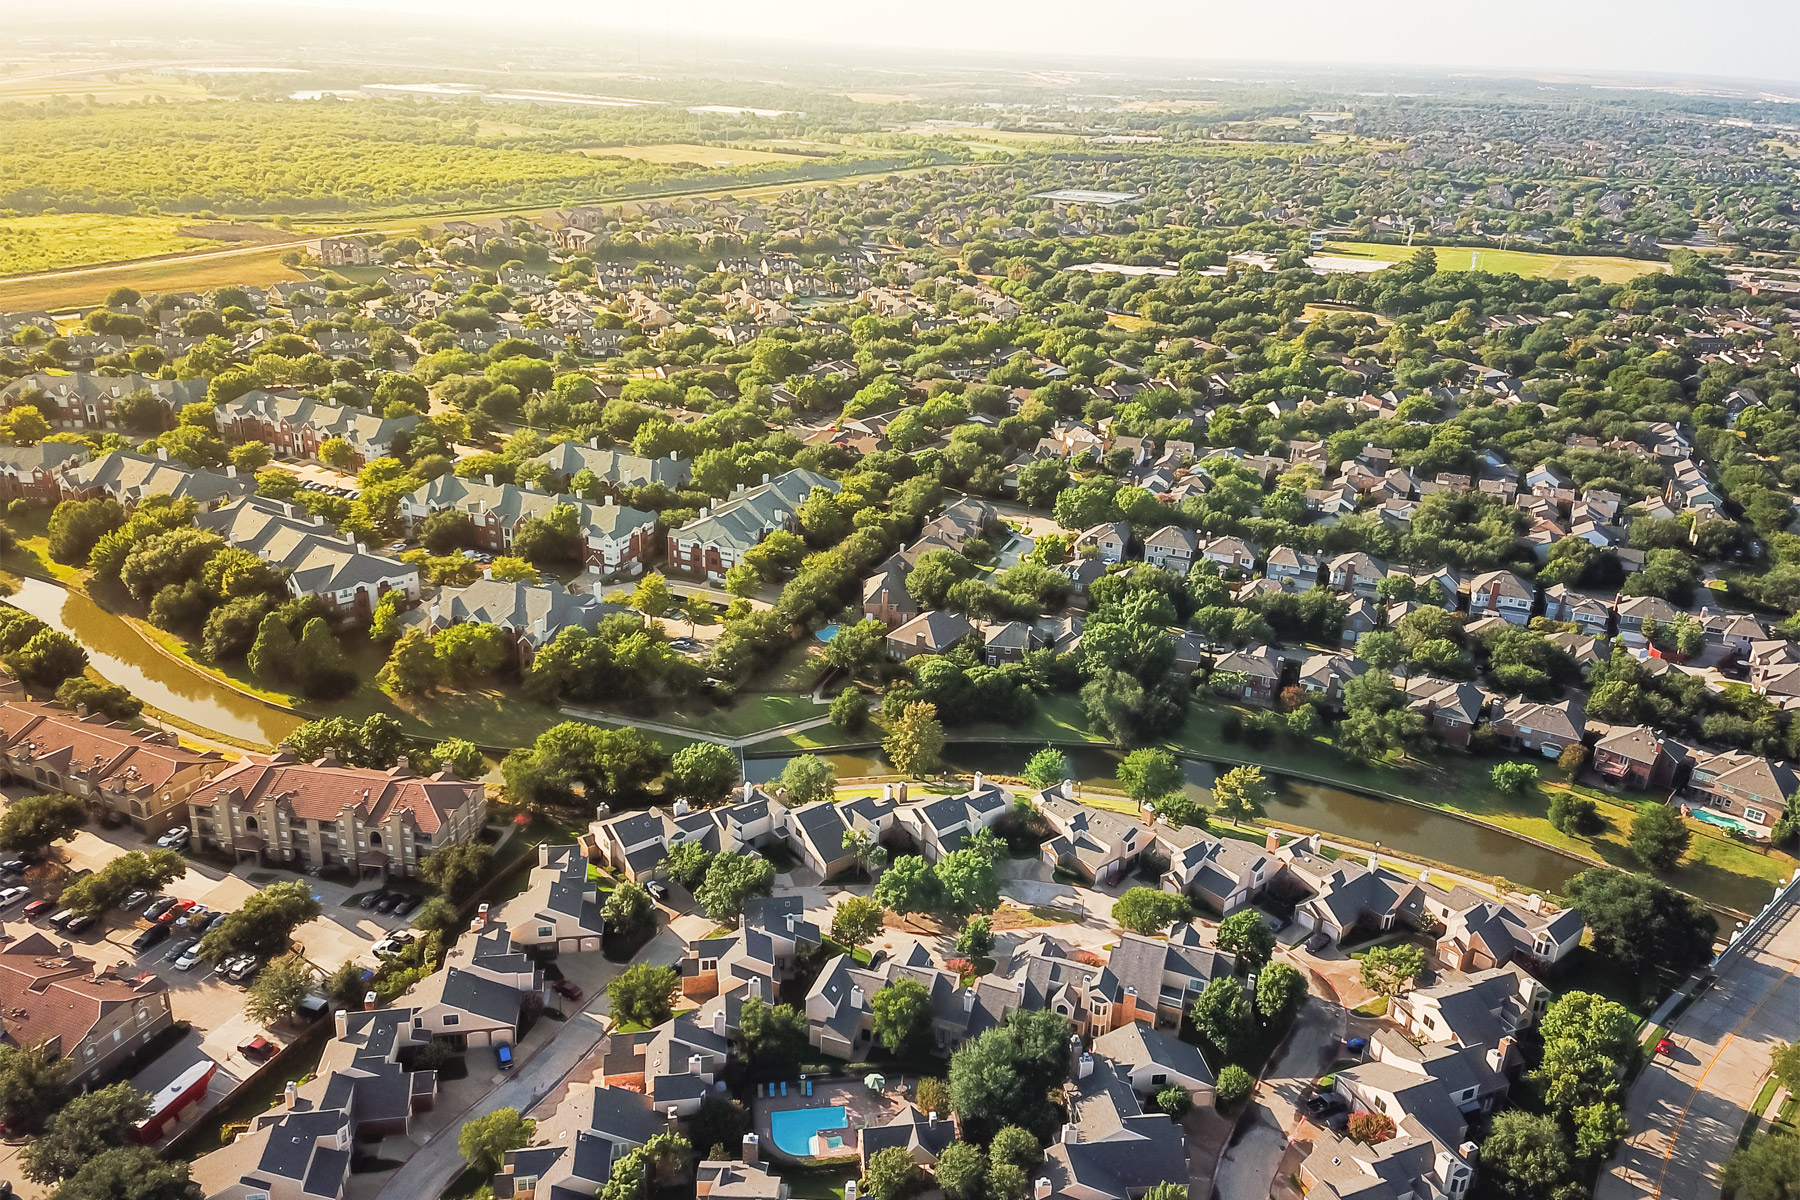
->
[225,955,260,984]
[358,890,386,911]
[645,881,668,902]
[551,978,583,1001]
[194,912,227,935]
[156,900,194,926]
[1305,1092,1346,1118]
[174,943,204,971]
[372,937,406,959]
[156,826,190,849]
[238,1035,276,1061]
[375,894,402,914]
[496,1044,514,1070]
[47,909,74,928]
[0,887,28,909]
[392,897,419,918]
[166,938,195,963]
[22,900,54,919]
[124,890,151,910]
[64,913,98,936]
[175,904,209,930]
[132,924,169,953]
[1655,1037,1675,1057]
[143,897,177,921]
[0,860,26,878]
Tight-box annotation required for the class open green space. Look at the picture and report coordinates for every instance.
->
[1324,240,1662,284]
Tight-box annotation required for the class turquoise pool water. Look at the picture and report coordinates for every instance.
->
[769,1105,847,1156]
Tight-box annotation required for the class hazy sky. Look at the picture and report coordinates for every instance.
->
[235,0,1800,84]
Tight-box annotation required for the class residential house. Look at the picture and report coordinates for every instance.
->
[531,442,693,493]
[1143,526,1200,573]
[493,843,606,954]
[407,967,522,1049]
[1039,785,1155,885]
[887,610,975,660]
[1588,724,1679,791]
[414,580,632,667]
[1682,749,1797,837]
[65,449,254,511]
[1468,570,1534,626]
[1491,698,1586,759]
[401,477,658,577]
[667,470,839,582]
[198,497,419,619]
[494,1085,662,1200]
[0,933,172,1089]
[1328,552,1388,600]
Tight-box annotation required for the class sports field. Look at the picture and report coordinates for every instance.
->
[1325,240,1661,284]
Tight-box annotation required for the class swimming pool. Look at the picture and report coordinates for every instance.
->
[769,1104,847,1156]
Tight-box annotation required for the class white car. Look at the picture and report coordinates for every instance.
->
[0,886,27,908]
[174,944,203,971]
[157,826,190,849]
[175,903,209,930]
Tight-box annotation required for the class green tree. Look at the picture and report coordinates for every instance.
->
[737,996,810,1068]
[832,896,886,948]
[419,841,493,905]
[0,793,85,854]
[199,880,322,963]
[607,963,679,1027]
[0,1039,72,1134]
[1190,977,1251,1058]
[1111,887,1190,935]
[1117,748,1181,806]
[458,1107,536,1176]
[246,954,314,1025]
[1771,1042,1800,1095]
[946,1009,1072,1141]
[823,618,888,678]
[885,700,945,776]
[1256,961,1308,1025]
[1565,868,1718,982]
[871,977,933,1056]
[433,738,485,779]
[247,611,299,682]
[1630,802,1691,871]
[433,622,509,683]
[7,629,88,687]
[936,847,1000,918]
[957,915,995,959]
[55,678,142,720]
[1359,944,1426,1000]
[603,881,656,941]
[1214,1064,1253,1110]
[50,1147,199,1200]
[660,842,713,891]
[861,1146,923,1200]
[1491,761,1540,794]
[693,851,775,923]
[1477,1111,1575,1200]
[59,849,187,918]
[831,688,869,732]
[671,742,740,805]
[1022,748,1071,791]
[1216,910,1276,973]
[1724,1133,1800,1200]
[779,754,837,805]
[874,855,940,919]
[22,1082,151,1184]
[629,572,675,620]
[1548,791,1602,836]
[1211,764,1268,826]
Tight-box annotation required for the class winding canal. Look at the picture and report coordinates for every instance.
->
[8,575,302,746]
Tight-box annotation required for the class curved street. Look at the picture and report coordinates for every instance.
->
[1600,886,1800,1200]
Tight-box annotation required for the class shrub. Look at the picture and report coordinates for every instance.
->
[1215,1065,1253,1110]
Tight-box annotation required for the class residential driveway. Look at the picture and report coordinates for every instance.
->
[373,925,687,1200]
[1600,892,1800,1200]
[1213,958,1346,1200]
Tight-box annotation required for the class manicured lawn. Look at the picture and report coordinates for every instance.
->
[1323,240,1661,285]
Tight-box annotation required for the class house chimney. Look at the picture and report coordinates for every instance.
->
[485,473,494,486]
[963,988,975,1013]
[674,799,690,817]
[1035,1181,1052,1200]
[851,985,865,1010]
[335,1008,348,1038]
[478,903,491,925]
[157,446,168,461]
[786,913,796,934]
[714,1009,726,1036]
[1061,1123,1079,1145]
[845,1183,858,1200]
[744,780,756,803]
[539,843,550,868]
[749,976,762,999]
[669,451,678,461]
[1078,1052,1093,1080]
[689,1054,704,1075]
[364,991,378,1012]
[590,437,600,449]
[226,464,238,478]
[897,783,908,803]
[929,1111,939,1127]
[284,1081,298,1109]
[1488,1035,1517,1075]
[883,784,893,802]
[1061,779,1075,800]
[1264,829,1279,853]
[973,772,984,794]
[742,1133,759,1165]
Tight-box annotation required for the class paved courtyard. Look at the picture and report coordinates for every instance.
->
[1601,891,1800,1200]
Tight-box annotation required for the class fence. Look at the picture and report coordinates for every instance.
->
[158,1012,332,1162]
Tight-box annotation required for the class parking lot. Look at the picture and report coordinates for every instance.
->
[0,789,429,1087]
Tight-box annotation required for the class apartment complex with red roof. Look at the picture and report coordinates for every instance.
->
[0,931,173,1088]
[0,702,226,837]
[188,750,486,879]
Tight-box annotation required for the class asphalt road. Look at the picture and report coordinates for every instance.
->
[1600,890,1800,1200]
[374,924,683,1200]
[1212,965,1345,1200]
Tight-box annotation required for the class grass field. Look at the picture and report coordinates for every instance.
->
[1325,240,1661,284]
[0,243,305,311]
[0,213,229,276]
[0,74,211,104]
[575,142,821,165]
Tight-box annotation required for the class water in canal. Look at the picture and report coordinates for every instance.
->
[746,742,1776,913]
[8,575,302,747]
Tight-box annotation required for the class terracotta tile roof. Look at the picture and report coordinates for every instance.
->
[0,703,222,794]
[198,752,480,834]
[0,932,165,1056]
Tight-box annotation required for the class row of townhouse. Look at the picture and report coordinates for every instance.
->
[667,469,840,582]
[199,495,420,620]
[1,371,207,428]
[1305,965,1548,1200]
[193,1002,441,1200]
[400,474,659,578]
[405,578,637,668]
[215,390,419,469]
[530,440,693,493]
[862,497,1003,628]
[588,777,1010,884]
[0,933,173,1091]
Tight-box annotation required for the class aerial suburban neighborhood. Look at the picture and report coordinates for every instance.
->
[0,10,1797,1200]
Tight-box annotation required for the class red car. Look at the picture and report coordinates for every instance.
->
[552,979,583,1002]
[21,899,53,919]
[157,900,195,926]
[1655,1038,1675,1056]
[238,1035,276,1061]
